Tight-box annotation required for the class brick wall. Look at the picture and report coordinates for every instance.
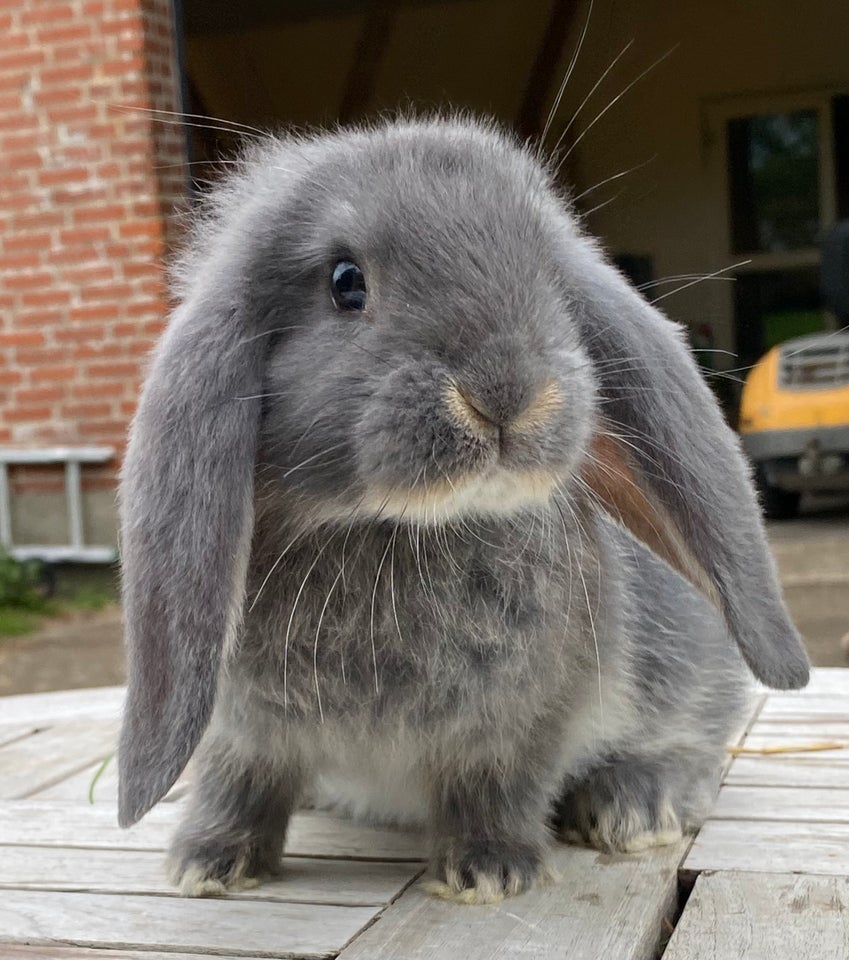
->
[0,0,186,539]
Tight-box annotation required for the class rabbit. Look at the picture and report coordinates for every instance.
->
[117,116,809,905]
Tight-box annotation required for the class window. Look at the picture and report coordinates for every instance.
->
[728,110,820,254]
[713,93,846,368]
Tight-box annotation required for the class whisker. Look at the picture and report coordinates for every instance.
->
[282,441,349,479]
[581,187,627,218]
[551,38,635,157]
[283,537,332,714]
[106,102,268,138]
[370,534,395,696]
[558,44,679,171]
[540,0,596,145]
[650,259,752,304]
[571,152,656,203]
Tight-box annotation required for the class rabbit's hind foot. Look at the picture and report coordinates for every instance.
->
[553,752,717,855]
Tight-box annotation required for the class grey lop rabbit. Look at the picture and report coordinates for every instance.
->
[118,116,809,904]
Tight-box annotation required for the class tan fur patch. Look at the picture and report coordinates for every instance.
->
[510,379,562,434]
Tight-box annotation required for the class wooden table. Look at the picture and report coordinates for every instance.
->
[1,670,847,959]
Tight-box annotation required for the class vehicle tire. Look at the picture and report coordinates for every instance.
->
[756,471,801,520]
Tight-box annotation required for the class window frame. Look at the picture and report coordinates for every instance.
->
[705,88,839,276]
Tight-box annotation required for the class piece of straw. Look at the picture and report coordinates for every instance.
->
[727,741,845,756]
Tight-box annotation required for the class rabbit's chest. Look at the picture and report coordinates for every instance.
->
[242,521,578,723]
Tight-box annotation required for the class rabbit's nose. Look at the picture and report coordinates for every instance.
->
[447,384,500,439]
[448,380,561,438]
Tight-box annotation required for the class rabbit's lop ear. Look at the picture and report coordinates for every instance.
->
[117,293,268,826]
[565,240,809,690]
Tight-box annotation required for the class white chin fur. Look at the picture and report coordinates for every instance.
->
[363,468,559,525]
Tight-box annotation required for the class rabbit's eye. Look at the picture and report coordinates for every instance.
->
[330,261,367,312]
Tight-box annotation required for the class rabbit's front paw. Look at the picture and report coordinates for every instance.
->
[425,839,551,904]
[168,838,280,897]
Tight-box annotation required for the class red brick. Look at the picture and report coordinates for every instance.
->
[40,64,95,87]
[13,309,64,328]
[72,342,125,360]
[0,50,46,71]
[62,402,112,418]
[38,167,91,188]
[86,361,139,378]
[16,386,65,403]
[1,132,41,153]
[4,271,54,290]
[61,264,115,285]
[84,419,128,436]
[0,251,42,270]
[0,331,44,347]
[81,283,133,302]
[36,24,93,44]
[3,233,52,254]
[50,247,100,266]
[54,324,106,342]
[117,215,163,240]
[19,290,73,308]
[60,226,113,246]
[19,4,75,25]
[71,381,125,399]
[102,55,145,77]
[5,406,52,423]
[128,338,155,356]
[72,205,127,225]
[70,303,119,321]
[12,212,64,231]
[0,370,24,386]
[31,365,76,383]
[14,348,69,365]
[42,103,99,125]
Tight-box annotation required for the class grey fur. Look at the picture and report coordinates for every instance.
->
[118,117,808,901]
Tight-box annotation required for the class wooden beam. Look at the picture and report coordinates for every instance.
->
[338,0,399,124]
[515,0,581,142]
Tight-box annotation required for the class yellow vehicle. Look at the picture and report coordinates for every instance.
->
[739,331,849,518]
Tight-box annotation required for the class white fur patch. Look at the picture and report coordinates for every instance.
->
[620,828,683,853]
[311,732,428,826]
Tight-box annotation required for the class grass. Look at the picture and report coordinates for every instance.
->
[63,587,113,613]
[0,551,116,639]
[0,607,42,637]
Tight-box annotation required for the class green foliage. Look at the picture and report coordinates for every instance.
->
[0,607,40,637]
[0,554,117,638]
[64,587,113,612]
[0,551,47,611]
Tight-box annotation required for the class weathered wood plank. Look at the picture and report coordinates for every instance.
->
[745,722,849,740]
[338,841,686,960]
[664,872,849,959]
[724,753,849,788]
[0,800,426,860]
[711,785,849,823]
[0,719,119,799]
[31,757,189,803]
[0,949,270,960]
[683,819,849,876]
[759,694,849,722]
[0,687,124,725]
[0,723,46,749]
[756,668,849,698]
[0,844,421,906]
[0,889,377,958]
